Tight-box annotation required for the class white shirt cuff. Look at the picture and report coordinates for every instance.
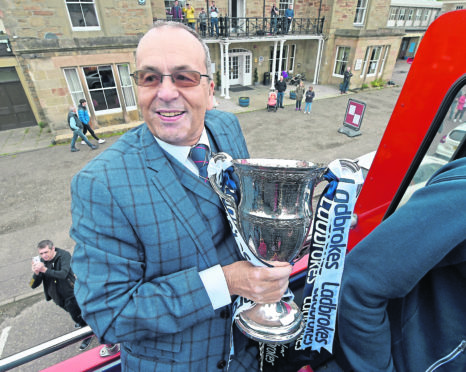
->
[199,264,232,310]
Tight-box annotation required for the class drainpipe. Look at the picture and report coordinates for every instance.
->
[225,42,230,99]
[220,42,225,97]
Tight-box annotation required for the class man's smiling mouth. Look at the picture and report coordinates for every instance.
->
[157,111,184,118]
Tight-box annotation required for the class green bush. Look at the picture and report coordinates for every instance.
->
[361,83,369,90]
[370,78,385,88]
[38,121,47,128]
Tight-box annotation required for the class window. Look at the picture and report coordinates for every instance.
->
[63,68,85,107]
[423,9,431,21]
[279,0,293,16]
[389,8,398,21]
[456,5,464,10]
[407,9,414,21]
[415,9,422,21]
[269,45,290,73]
[333,46,350,76]
[289,45,296,73]
[117,64,137,110]
[360,47,370,77]
[83,65,120,113]
[367,46,382,76]
[398,8,406,21]
[245,55,251,74]
[66,0,100,30]
[354,0,368,25]
[378,46,389,77]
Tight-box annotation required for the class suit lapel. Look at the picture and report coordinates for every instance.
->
[141,126,218,268]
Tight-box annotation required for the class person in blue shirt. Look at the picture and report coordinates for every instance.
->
[338,158,466,372]
[77,99,105,145]
[67,106,97,152]
[284,4,294,33]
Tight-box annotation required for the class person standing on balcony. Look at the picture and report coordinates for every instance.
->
[183,3,196,29]
[77,99,105,145]
[210,1,219,37]
[170,0,183,21]
[199,7,207,36]
[270,3,279,34]
[275,75,287,108]
[284,4,294,34]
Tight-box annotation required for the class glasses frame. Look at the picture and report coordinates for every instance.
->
[130,70,211,88]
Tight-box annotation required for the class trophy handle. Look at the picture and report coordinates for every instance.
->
[208,152,239,215]
[292,165,328,264]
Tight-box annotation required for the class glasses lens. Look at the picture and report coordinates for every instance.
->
[173,71,201,87]
[135,71,161,87]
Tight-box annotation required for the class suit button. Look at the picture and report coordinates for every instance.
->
[220,309,230,319]
[217,359,227,369]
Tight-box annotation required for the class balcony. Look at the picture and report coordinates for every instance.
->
[162,16,325,39]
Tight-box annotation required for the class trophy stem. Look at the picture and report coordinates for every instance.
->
[235,300,304,344]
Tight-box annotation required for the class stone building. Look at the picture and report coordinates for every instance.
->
[0,0,446,133]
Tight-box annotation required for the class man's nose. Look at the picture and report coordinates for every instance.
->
[157,76,180,101]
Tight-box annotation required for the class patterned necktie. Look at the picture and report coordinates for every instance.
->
[189,144,210,183]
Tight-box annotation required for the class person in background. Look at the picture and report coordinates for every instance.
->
[284,4,294,33]
[295,80,305,111]
[30,239,93,351]
[303,85,315,114]
[199,7,207,36]
[275,75,287,108]
[338,158,466,372]
[210,1,219,36]
[453,92,466,123]
[67,106,97,152]
[70,21,291,371]
[270,3,279,34]
[340,66,353,94]
[77,99,105,145]
[170,0,183,21]
[183,3,196,29]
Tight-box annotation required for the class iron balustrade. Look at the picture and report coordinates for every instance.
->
[162,16,325,38]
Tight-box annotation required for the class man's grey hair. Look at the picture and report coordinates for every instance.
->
[141,21,213,79]
[38,240,54,250]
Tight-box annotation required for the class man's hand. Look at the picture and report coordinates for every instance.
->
[32,262,47,274]
[223,261,292,304]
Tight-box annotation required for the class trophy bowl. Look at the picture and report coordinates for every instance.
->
[211,156,326,344]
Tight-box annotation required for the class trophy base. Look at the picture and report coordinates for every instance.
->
[235,300,304,344]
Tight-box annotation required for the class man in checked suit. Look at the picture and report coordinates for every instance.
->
[70,22,292,371]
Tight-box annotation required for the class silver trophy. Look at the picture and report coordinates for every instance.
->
[210,155,326,344]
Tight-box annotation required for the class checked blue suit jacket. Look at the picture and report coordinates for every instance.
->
[70,110,259,371]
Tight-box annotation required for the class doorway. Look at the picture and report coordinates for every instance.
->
[0,67,36,131]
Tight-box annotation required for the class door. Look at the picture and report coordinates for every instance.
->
[229,56,240,85]
[0,67,36,131]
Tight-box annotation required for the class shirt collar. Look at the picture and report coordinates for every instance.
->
[154,129,211,169]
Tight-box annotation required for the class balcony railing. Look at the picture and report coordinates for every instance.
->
[163,16,325,38]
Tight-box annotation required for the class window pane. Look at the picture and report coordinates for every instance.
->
[67,4,85,27]
[82,4,99,27]
[98,66,116,88]
[105,88,120,110]
[83,67,102,89]
[118,64,137,108]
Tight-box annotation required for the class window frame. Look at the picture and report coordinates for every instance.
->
[367,46,382,77]
[333,46,351,77]
[82,65,122,115]
[65,0,101,31]
[353,0,368,25]
[116,64,137,111]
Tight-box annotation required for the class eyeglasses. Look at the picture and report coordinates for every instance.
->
[131,70,210,88]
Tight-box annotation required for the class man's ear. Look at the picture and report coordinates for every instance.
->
[207,80,215,110]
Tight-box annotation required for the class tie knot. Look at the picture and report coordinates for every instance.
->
[189,144,210,182]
